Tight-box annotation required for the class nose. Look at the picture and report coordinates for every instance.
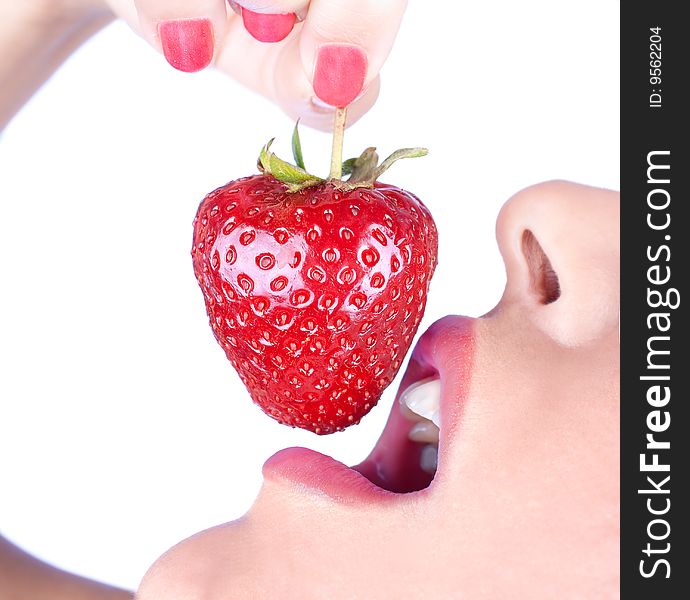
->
[495,180,619,346]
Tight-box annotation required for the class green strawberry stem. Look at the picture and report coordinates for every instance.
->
[329,107,348,180]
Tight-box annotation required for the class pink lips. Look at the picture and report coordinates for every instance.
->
[262,316,476,501]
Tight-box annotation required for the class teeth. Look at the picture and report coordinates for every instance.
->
[420,444,438,474]
[408,420,440,444]
[400,378,441,476]
[399,378,441,427]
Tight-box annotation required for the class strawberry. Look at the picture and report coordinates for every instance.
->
[192,113,437,434]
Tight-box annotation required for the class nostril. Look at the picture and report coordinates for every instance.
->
[521,230,561,304]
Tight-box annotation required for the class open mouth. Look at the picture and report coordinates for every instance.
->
[262,227,562,499]
[262,316,475,499]
[352,374,441,493]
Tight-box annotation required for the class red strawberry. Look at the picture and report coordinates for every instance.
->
[192,117,437,434]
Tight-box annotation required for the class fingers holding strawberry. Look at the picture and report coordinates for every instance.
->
[241,0,407,129]
[102,0,408,129]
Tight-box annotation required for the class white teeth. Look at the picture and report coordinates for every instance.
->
[399,378,441,427]
[408,420,440,444]
[420,444,438,474]
[401,378,441,475]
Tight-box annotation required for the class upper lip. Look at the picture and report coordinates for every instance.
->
[261,315,476,502]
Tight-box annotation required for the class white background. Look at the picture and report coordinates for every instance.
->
[0,0,619,591]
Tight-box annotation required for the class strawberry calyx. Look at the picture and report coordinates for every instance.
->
[257,136,323,193]
[257,110,428,193]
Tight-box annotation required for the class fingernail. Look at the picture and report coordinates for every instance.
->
[241,7,296,43]
[158,19,214,73]
[313,43,368,107]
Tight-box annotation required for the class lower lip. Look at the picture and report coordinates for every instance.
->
[262,315,476,501]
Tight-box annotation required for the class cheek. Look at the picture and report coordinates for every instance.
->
[421,318,619,591]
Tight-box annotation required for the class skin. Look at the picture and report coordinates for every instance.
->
[135,181,620,599]
[0,2,113,128]
[0,0,407,130]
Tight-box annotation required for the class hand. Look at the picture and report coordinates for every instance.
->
[105,0,409,129]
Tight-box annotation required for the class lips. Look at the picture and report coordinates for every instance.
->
[262,315,475,500]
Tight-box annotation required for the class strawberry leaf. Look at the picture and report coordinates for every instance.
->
[374,147,428,179]
[257,136,322,192]
[268,154,320,186]
[341,158,357,176]
[292,121,306,170]
[347,147,379,184]
[258,138,275,173]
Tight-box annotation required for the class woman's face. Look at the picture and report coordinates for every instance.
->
[137,181,619,599]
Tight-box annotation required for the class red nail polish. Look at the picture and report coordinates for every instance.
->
[158,19,214,73]
[241,8,296,43]
[313,43,368,107]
